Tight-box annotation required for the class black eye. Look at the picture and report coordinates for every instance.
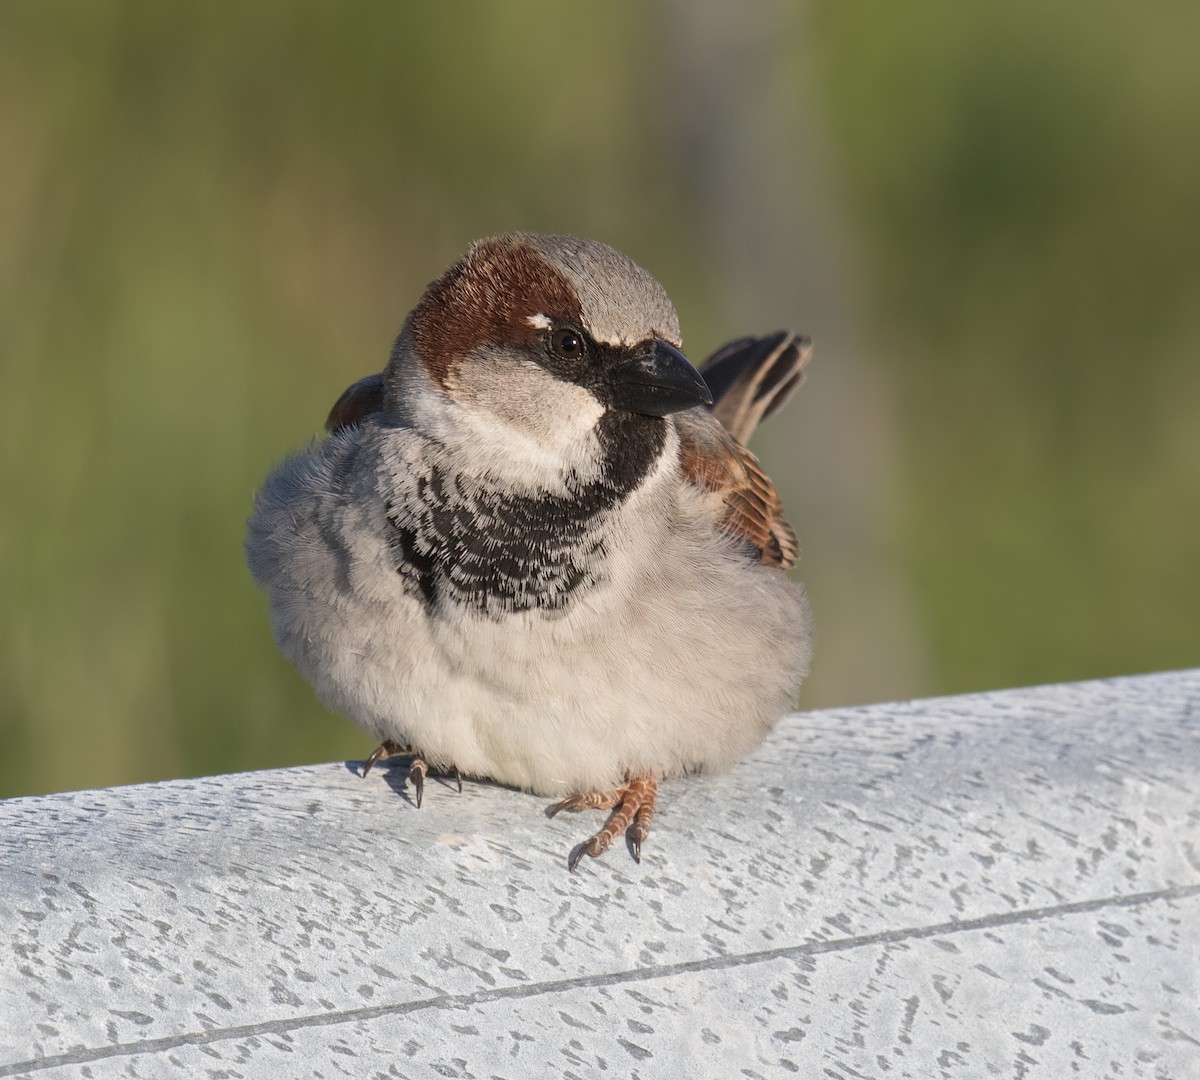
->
[550,327,585,360]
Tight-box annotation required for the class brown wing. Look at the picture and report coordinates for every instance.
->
[676,409,798,570]
[325,373,385,434]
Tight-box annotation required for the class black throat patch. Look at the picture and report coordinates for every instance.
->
[386,410,667,617]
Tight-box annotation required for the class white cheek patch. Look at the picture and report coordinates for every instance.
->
[414,356,607,494]
[455,385,605,493]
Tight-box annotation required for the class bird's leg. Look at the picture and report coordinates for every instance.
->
[552,775,659,871]
[409,756,428,809]
[361,739,410,777]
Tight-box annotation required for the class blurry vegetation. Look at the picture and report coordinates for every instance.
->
[812,0,1200,689]
[1,2,1197,797]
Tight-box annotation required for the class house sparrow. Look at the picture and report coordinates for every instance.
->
[246,233,814,870]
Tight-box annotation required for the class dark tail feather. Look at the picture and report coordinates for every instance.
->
[325,373,385,434]
[701,331,811,445]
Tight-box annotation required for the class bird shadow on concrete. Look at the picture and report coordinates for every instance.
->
[342,755,418,807]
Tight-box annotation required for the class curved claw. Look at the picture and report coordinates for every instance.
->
[568,835,609,873]
[361,740,408,778]
[549,796,580,819]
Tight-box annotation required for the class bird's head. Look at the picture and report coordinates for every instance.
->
[386,235,711,480]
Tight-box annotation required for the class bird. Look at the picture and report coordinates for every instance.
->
[246,233,814,871]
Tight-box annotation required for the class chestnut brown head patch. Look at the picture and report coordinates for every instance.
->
[408,236,582,387]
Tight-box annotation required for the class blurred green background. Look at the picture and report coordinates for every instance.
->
[2,2,1197,798]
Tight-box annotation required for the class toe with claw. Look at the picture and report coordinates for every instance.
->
[361,740,410,778]
[409,756,428,809]
[361,744,463,807]
[552,775,658,872]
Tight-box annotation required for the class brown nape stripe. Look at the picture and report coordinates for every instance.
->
[409,236,583,387]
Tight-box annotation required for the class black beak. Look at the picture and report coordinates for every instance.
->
[607,339,713,417]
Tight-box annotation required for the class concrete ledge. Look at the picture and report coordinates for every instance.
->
[3,671,1199,1078]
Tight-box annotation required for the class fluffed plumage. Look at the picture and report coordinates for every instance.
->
[246,233,814,868]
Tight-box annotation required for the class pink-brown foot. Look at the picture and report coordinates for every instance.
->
[551,775,659,871]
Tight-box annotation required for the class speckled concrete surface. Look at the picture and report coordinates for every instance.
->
[2,671,1198,1078]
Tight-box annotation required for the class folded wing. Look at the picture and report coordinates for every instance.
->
[676,332,810,569]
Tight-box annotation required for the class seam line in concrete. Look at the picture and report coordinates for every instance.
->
[6,882,1198,1076]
